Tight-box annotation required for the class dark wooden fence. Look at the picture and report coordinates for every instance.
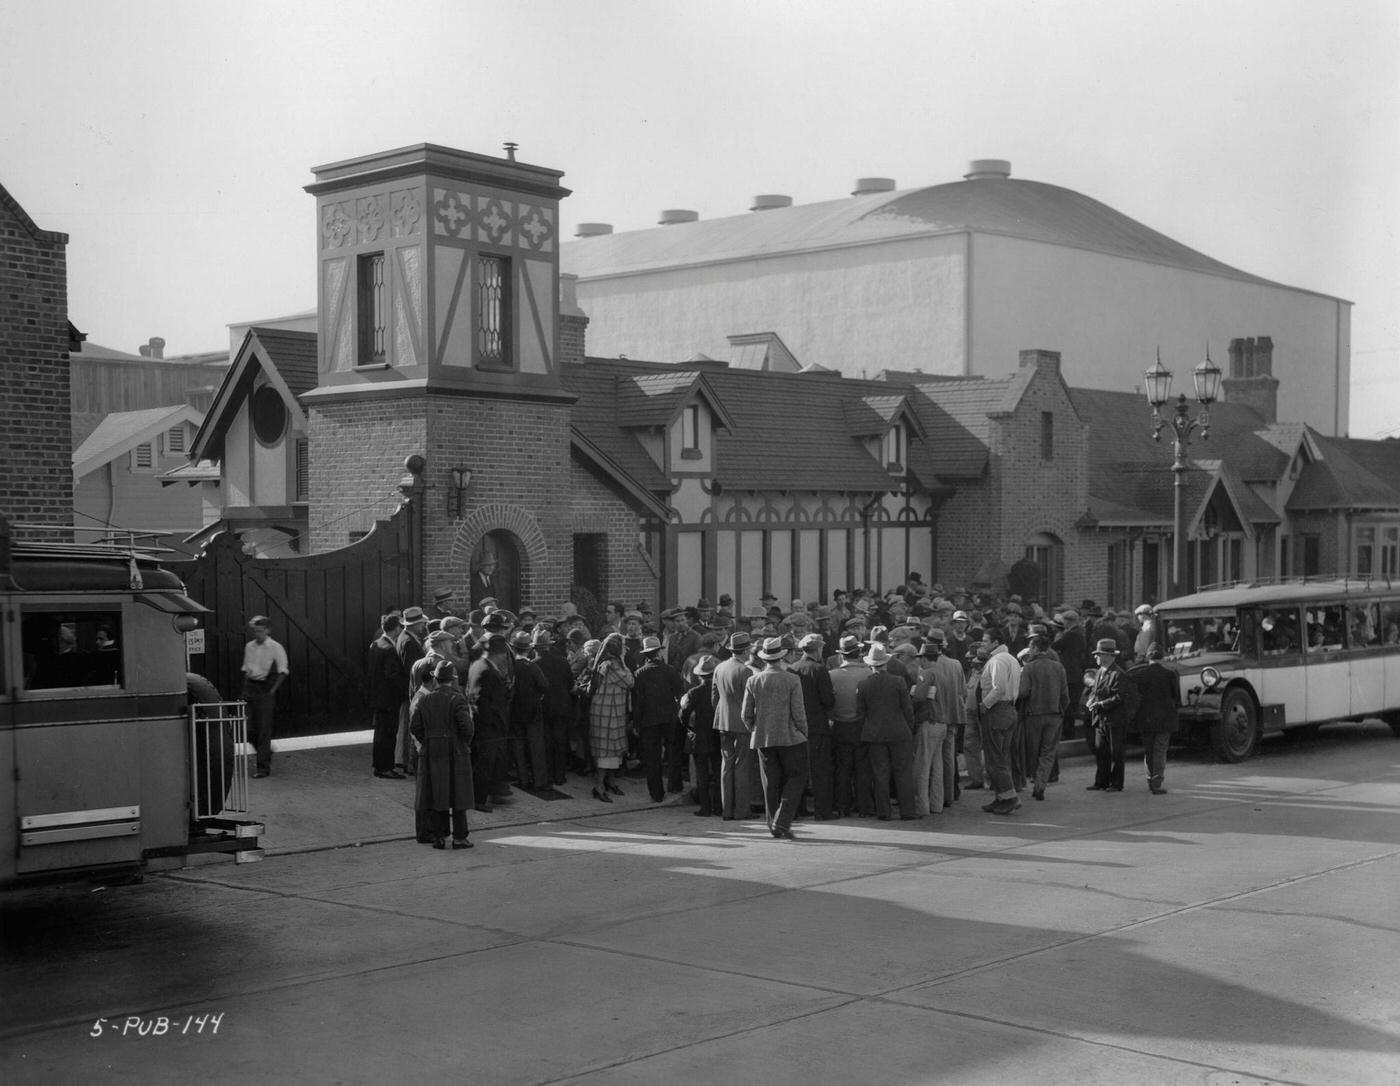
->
[170,501,420,737]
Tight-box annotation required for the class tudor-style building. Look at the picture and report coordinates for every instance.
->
[186,142,1400,619]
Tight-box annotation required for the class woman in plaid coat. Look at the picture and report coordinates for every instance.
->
[589,633,635,802]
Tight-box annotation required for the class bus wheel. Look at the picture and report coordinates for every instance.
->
[1212,687,1258,762]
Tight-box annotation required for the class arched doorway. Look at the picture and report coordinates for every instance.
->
[469,529,523,613]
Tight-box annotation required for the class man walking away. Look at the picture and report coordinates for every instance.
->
[742,638,810,839]
[1129,644,1179,793]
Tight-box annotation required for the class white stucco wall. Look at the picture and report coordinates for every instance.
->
[573,233,968,374]
[968,233,1350,434]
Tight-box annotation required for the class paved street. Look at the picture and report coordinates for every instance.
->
[3,725,1399,1085]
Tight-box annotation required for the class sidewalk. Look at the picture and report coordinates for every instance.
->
[224,730,1091,858]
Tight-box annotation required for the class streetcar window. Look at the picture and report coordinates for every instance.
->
[21,611,124,690]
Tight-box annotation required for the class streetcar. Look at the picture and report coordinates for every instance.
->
[1,513,261,887]
[1153,578,1400,761]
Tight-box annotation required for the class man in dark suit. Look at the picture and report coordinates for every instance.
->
[855,644,917,820]
[470,556,498,610]
[1129,645,1180,793]
[395,606,429,774]
[368,613,408,778]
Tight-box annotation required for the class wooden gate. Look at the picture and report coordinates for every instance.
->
[170,500,421,737]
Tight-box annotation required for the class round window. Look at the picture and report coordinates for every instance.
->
[252,386,288,445]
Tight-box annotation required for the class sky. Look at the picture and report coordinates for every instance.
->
[2,0,1396,436]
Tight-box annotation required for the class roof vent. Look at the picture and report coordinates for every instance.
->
[852,177,896,195]
[964,159,1011,180]
[574,222,614,237]
[658,209,699,225]
[750,194,793,212]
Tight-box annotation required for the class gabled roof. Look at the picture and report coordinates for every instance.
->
[72,404,204,478]
[613,371,737,433]
[843,393,923,439]
[1288,434,1400,511]
[562,358,919,494]
[191,327,316,461]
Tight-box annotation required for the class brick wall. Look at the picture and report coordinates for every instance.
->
[0,187,72,527]
[306,397,428,552]
[931,350,1093,605]
[559,312,589,367]
[570,459,657,609]
[428,396,575,614]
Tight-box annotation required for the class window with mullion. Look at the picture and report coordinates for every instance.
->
[476,253,511,367]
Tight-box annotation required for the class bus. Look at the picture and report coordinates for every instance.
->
[1153,578,1400,761]
[1,514,261,887]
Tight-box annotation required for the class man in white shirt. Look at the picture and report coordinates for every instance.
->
[978,629,1023,815]
[241,616,289,778]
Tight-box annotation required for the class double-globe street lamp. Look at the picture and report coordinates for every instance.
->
[1145,349,1224,600]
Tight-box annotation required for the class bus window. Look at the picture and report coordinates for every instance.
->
[1349,602,1381,648]
[1260,607,1301,656]
[21,610,123,690]
[1382,602,1400,646]
[1304,605,1346,652]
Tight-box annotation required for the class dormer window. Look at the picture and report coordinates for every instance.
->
[165,425,186,454]
[883,422,906,472]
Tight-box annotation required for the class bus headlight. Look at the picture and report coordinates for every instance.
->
[1200,666,1221,690]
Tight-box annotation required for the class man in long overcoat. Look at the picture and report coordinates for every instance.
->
[410,660,475,848]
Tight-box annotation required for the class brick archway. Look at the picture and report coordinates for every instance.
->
[450,503,550,607]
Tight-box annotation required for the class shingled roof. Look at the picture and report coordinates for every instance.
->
[561,358,924,495]
[190,327,316,462]
[1288,435,1400,512]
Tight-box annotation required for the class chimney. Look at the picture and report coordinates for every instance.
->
[138,344,151,357]
[1255,335,1274,376]
[749,194,792,212]
[1228,337,1246,378]
[852,177,896,195]
[574,222,613,237]
[558,273,589,366]
[964,159,1011,180]
[1221,334,1279,424]
[657,209,699,225]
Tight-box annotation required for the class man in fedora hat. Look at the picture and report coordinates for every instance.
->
[742,637,810,839]
[241,615,288,778]
[791,632,837,820]
[713,631,756,820]
[855,643,917,820]
[428,587,460,621]
[632,635,687,802]
[827,632,872,817]
[1085,637,1139,792]
[1018,626,1069,801]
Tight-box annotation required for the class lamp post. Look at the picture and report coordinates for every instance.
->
[1144,348,1222,599]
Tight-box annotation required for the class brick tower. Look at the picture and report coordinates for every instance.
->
[302,144,575,613]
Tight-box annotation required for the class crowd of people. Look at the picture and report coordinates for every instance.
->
[353,576,1182,847]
